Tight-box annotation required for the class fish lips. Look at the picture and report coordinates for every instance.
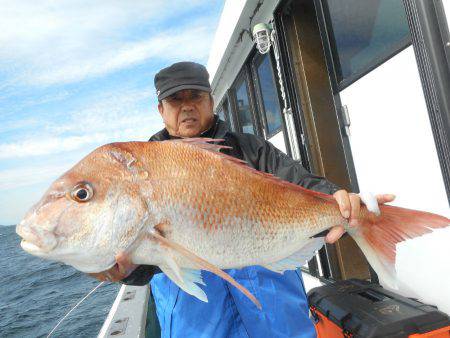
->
[16,223,58,254]
[21,240,48,256]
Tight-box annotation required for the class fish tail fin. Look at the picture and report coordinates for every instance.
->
[347,204,449,289]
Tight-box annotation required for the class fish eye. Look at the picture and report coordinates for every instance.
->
[70,182,93,203]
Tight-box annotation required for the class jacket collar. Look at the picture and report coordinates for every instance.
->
[149,115,228,141]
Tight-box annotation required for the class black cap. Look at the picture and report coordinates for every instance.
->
[154,61,211,101]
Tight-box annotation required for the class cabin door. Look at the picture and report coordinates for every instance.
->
[325,0,450,217]
[340,48,449,217]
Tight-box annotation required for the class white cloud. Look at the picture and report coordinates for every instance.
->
[0,90,71,131]
[0,0,180,50]
[0,124,162,160]
[0,0,218,86]
[0,86,164,159]
[45,88,157,133]
[0,134,104,159]
[0,163,71,190]
[0,117,39,134]
[32,24,214,85]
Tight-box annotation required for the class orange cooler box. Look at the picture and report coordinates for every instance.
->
[307,279,450,338]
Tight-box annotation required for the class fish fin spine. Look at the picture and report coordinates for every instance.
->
[168,138,233,153]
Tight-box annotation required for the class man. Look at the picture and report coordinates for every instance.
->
[91,62,394,337]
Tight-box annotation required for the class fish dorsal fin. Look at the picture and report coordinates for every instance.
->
[262,237,325,274]
[148,230,262,309]
[168,138,247,164]
[171,138,231,152]
[168,138,334,202]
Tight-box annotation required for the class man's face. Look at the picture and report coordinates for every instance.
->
[158,89,214,138]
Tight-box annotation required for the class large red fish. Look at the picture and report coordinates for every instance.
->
[16,139,449,309]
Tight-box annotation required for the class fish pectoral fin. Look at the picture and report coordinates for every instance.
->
[263,237,325,274]
[160,248,208,302]
[162,250,184,282]
[148,231,262,309]
[159,265,208,303]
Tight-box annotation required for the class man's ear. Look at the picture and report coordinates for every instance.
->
[208,94,214,110]
[158,101,164,117]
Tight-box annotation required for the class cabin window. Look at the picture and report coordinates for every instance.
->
[215,96,233,130]
[252,53,283,137]
[233,72,256,135]
[323,0,411,88]
[226,98,236,131]
[219,50,292,150]
[216,107,226,122]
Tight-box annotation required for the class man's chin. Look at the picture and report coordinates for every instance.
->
[178,127,202,138]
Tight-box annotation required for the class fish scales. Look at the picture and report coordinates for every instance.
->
[141,141,344,268]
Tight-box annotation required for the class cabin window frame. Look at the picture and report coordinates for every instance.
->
[273,11,311,164]
[215,93,235,131]
[315,0,412,92]
[224,47,296,156]
[229,66,263,136]
[250,51,285,139]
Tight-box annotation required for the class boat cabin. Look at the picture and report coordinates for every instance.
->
[99,1,450,336]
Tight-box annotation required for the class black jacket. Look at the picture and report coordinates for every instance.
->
[121,116,340,285]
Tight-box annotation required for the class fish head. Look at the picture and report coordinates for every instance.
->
[16,143,153,272]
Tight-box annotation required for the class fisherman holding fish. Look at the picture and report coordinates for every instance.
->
[18,61,448,336]
[88,62,395,338]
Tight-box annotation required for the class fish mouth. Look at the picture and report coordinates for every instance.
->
[21,240,47,254]
[16,224,57,253]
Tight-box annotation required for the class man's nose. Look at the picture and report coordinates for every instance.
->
[180,102,195,112]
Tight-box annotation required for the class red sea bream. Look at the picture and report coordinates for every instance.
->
[16,139,450,309]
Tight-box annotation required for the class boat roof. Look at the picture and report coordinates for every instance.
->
[207,0,280,106]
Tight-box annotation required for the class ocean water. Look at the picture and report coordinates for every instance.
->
[0,225,120,337]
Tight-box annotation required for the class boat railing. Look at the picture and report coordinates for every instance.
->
[98,284,149,338]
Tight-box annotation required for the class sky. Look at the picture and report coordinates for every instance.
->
[0,0,225,225]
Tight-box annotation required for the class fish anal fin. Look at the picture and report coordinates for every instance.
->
[148,231,262,309]
[263,237,325,274]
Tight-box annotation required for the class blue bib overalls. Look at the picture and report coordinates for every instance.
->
[151,266,317,338]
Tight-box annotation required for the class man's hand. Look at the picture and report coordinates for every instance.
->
[326,190,396,244]
[88,252,137,282]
